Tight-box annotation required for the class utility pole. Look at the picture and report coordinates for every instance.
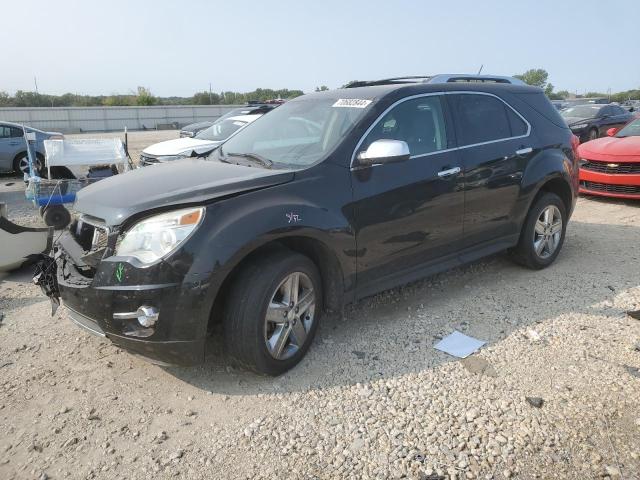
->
[209,83,212,104]
[34,76,39,95]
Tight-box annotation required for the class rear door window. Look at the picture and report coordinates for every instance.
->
[449,94,524,146]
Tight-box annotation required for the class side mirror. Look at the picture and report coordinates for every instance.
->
[357,139,410,166]
[606,127,618,137]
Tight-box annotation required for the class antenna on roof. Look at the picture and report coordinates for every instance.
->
[477,65,484,75]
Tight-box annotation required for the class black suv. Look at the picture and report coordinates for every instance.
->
[40,76,579,375]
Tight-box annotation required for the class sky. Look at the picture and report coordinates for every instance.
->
[2,0,639,97]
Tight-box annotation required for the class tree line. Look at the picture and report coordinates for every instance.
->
[1,73,638,108]
[513,68,639,102]
[0,87,304,108]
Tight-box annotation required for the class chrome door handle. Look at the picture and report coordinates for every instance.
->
[437,166,461,178]
[515,147,533,155]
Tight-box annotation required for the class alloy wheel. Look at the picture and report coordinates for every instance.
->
[18,155,42,175]
[264,272,316,360]
[533,205,563,259]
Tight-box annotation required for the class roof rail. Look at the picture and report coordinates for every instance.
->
[344,74,526,88]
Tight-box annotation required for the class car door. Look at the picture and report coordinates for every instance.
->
[446,92,534,247]
[0,126,21,170]
[350,94,465,291]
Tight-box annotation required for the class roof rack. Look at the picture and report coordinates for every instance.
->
[344,74,526,88]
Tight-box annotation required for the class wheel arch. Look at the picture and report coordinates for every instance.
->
[207,235,345,332]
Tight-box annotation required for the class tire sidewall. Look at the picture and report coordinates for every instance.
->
[522,193,567,268]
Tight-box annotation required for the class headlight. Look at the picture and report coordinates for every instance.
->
[155,154,188,162]
[115,207,205,264]
[571,123,588,130]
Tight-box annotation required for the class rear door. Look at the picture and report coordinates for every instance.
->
[446,92,534,247]
[351,94,465,290]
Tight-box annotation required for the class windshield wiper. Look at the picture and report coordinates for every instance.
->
[227,152,273,168]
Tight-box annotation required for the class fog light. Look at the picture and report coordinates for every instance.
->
[113,305,159,327]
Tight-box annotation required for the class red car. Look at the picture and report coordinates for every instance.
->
[578,118,640,199]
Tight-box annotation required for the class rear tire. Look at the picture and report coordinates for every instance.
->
[223,250,322,376]
[13,152,43,176]
[510,192,567,270]
[42,205,71,230]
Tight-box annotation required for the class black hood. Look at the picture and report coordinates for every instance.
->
[74,158,294,226]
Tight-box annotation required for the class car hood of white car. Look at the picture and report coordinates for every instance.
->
[142,137,222,157]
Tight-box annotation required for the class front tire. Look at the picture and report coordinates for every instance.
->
[510,192,567,270]
[223,250,323,376]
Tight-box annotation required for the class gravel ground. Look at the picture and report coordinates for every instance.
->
[1,131,639,479]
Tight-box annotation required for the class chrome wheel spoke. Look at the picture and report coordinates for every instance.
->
[534,238,546,255]
[535,220,546,235]
[268,324,291,358]
[297,290,314,317]
[289,318,307,347]
[266,301,288,324]
[550,221,562,235]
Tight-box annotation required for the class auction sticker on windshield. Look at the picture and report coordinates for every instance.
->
[332,99,372,108]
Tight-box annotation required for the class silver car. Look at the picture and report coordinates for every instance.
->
[0,121,63,175]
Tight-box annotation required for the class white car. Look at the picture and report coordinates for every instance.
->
[139,114,262,166]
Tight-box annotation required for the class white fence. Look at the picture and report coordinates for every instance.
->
[0,105,244,133]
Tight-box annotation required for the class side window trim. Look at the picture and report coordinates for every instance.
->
[350,91,531,168]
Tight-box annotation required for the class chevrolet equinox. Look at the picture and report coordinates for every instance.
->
[38,75,579,375]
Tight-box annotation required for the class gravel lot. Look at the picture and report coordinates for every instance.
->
[1,131,639,479]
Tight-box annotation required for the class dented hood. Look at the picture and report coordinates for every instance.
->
[74,158,294,226]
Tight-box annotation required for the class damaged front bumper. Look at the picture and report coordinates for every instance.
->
[36,221,214,366]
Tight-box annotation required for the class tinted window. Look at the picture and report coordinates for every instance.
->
[10,127,24,138]
[450,94,514,146]
[0,127,10,138]
[506,107,528,136]
[361,96,448,156]
[612,105,626,115]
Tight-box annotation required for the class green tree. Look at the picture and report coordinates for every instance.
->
[192,91,220,105]
[315,85,329,92]
[514,69,549,88]
[135,86,156,106]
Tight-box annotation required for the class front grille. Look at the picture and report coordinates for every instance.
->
[581,181,640,195]
[581,160,640,174]
[72,216,111,252]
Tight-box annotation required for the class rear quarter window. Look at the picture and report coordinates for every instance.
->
[514,92,568,129]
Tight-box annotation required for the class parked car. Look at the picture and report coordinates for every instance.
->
[578,118,640,199]
[561,104,634,142]
[40,77,578,375]
[179,104,278,137]
[0,121,63,175]
[139,114,263,165]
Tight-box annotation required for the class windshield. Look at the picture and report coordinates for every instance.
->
[616,119,640,137]
[217,96,373,167]
[195,118,248,141]
[561,105,602,119]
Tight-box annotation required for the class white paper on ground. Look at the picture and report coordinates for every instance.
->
[433,331,486,358]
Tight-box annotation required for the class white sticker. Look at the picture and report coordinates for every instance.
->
[332,98,372,108]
